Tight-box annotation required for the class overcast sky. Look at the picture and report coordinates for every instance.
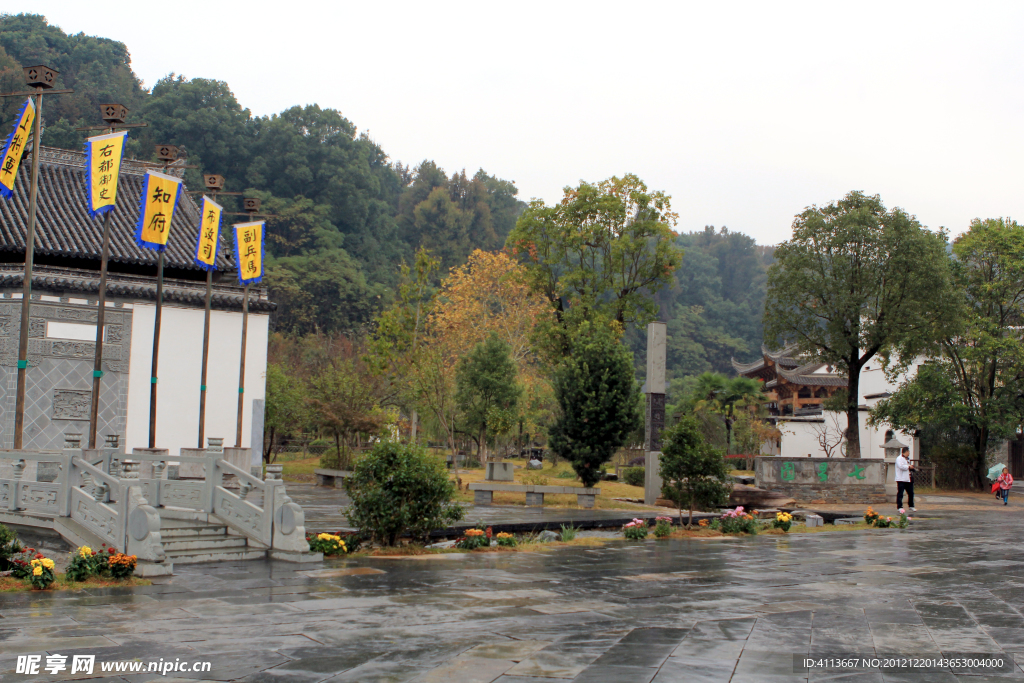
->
[13,1,1024,244]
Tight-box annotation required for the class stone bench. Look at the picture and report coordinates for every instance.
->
[468,483,601,509]
[314,468,352,488]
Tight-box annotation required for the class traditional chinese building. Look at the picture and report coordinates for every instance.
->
[733,345,917,459]
[0,146,271,455]
[731,345,845,417]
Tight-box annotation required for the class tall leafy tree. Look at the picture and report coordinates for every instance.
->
[764,191,951,457]
[507,174,683,353]
[872,218,1024,487]
[263,363,308,464]
[456,333,522,463]
[548,322,642,487]
[659,414,731,527]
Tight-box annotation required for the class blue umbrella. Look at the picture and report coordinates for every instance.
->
[988,463,1006,481]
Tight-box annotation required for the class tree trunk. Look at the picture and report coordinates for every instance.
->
[410,410,418,443]
[264,426,275,464]
[479,427,488,464]
[846,359,862,458]
[976,426,989,490]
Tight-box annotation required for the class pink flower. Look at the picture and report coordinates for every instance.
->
[898,508,905,514]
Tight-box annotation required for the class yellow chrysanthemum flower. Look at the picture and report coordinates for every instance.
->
[42,558,55,569]
[79,546,92,557]
[32,566,42,576]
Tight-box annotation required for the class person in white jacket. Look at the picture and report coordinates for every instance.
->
[895,447,915,512]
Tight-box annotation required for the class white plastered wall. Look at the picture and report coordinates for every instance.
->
[124,303,268,455]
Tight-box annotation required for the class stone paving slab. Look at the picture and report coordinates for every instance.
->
[2,509,1023,682]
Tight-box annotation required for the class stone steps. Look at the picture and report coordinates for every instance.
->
[162,547,267,564]
[157,516,265,564]
[159,524,230,538]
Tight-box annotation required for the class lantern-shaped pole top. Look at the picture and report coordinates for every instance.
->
[23,65,58,89]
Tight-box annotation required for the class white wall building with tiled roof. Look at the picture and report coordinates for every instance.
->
[0,147,269,457]
[734,346,922,459]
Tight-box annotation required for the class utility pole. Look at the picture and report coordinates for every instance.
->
[76,104,146,449]
[0,65,73,448]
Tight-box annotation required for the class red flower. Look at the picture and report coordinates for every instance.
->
[108,548,115,554]
[34,553,43,560]
[486,527,493,538]
[91,551,97,556]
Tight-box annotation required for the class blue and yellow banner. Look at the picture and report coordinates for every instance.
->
[232,221,264,285]
[84,131,128,218]
[0,98,35,199]
[134,171,182,251]
[194,196,222,270]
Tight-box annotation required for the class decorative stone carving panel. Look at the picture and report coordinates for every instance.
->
[215,490,264,539]
[18,483,59,512]
[53,389,92,420]
[72,493,119,543]
[160,482,203,508]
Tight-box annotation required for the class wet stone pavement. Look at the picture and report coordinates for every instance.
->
[2,509,1023,682]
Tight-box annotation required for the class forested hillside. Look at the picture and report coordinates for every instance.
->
[0,14,522,335]
[0,13,772,390]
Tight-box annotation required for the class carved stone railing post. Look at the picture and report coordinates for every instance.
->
[125,485,166,570]
[11,459,25,481]
[152,460,166,480]
[239,479,252,500]
[93,481,109,504]
[270,485,320,562]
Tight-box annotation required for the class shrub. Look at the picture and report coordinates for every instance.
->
[772,512,792,532]
[0,523,21,571]
[659,415,731,527]
[456,528,489,550]
[344,441,464,546]
[66,546,101,582]
[623,467,645,487]
[653,516,673,538]
[623,518,649,540]
[108,553,137,579]
[864,507,880,525]
[719,507,758,534]
[559,524,578,542]
[495,532,516,547]
[29,555,55,590]
[874,515,895,528]
[307,533,347,555]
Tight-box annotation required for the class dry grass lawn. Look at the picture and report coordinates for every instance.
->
[0,575,151,592]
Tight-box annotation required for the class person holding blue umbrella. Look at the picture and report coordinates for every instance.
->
[995,467,1014,505]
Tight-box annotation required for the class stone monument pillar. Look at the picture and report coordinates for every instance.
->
[644,322,666,505]
[251,399,265,477]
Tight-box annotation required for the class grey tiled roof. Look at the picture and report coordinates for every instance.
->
[0,147,235,272]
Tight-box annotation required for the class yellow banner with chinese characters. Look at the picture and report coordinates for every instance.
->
[194,196,222,270]
[134,171,181,251]
[84,131,128,217]
[233,220,264,285]
[0,98,35,199]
